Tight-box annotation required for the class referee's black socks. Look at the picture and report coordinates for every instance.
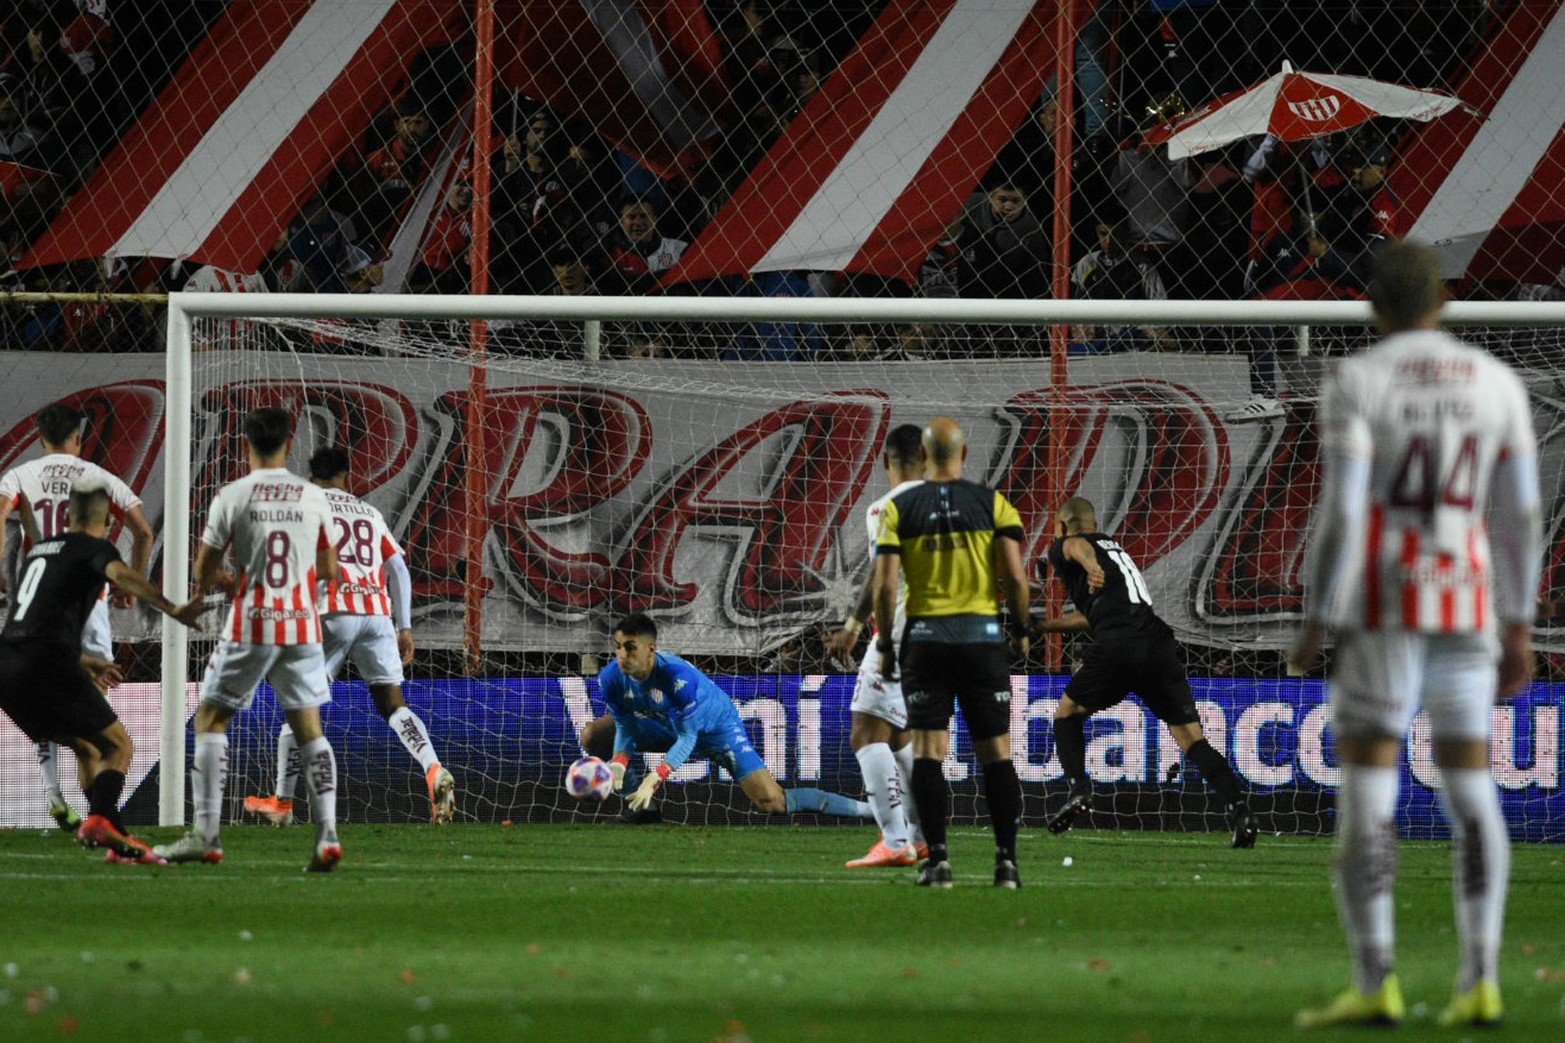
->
[1054,715,1088,788]
[982,758,1022,863]
[86,769,127,831]
[911,757,949,860]
[1185,738,1244,807]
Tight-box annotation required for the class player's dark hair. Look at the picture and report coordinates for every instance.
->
[884,424,923,471]
[309,446,352,481]
[35,402,84,448]
[67,479,110,526]
[614,612,658,641]
[243,407,293,456]
[1369,239,1445,331]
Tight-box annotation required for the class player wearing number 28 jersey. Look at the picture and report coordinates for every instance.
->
[156,408,345,872]
[245,447,454,828]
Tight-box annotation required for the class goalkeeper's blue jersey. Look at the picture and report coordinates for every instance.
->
[597,652,742,772]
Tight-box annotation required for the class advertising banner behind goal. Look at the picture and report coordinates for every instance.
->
[2,346,1565,656]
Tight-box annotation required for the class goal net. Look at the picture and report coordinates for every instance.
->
[145,293,1565,840]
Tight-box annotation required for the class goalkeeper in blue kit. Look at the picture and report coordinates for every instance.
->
[598,613,870,819]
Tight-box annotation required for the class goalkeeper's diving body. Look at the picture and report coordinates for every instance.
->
[597,612,871,820]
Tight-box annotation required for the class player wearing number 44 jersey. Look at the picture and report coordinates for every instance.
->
[1291,241,1542,1030]
[244,447,453,826]
[0,401,155,835]
[1038,497,1257,849]
[0,479,201,865]
[155,407,345,872]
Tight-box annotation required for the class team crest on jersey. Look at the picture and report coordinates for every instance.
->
[650,688,664,705]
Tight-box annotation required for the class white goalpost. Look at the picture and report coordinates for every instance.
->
[158,293,1565,832]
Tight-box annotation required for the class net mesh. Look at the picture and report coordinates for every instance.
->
[0,0,1561,837]
[152,309,1563,837]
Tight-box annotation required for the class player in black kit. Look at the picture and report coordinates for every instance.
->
[0,479,201,862]
[1038,497,1258,848]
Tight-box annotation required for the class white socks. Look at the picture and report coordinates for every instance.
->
[893,741,924,846]
[1334,764,1400,994]
[193,732,230,845]
[388,706,440,773]
[855,742,910,849]
[297,736,339,845]
[37,741,64,805]
[1438,767,1510,992]
[275,724,299,801]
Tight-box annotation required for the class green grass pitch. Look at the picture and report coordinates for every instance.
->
[1,824,1562,1042]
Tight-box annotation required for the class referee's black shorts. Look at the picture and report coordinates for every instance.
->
[902,638,1013,740]
[0,645,118,744]
[1063,634,1199,726]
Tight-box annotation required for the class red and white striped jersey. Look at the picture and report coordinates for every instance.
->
[865,479,921,643]
[1320,330,1536,633]
[0,454,140,545]
[201,468,330,645]
[318,487,403,617]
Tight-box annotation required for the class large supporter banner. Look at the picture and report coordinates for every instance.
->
[1,350,1564,653]
[2,676,1558,839]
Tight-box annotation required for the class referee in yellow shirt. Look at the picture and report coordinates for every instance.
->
[872,417,1030,888]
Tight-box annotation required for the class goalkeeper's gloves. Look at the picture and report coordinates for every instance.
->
[608,754,629,792]
[628,763,673,812]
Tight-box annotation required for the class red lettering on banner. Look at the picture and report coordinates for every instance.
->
[995,382,1229,580]
[1197,401,1321,621]
[616,393,888,615]
[0,380,165,539]
[405,387,650,608]
[193,380,418,518]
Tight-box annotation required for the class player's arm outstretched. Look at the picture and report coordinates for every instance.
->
[627,668,704,812]
[1036,610,1091,633]
[104,560,205,627]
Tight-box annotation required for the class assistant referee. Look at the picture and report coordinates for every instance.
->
[872,417,1029,888]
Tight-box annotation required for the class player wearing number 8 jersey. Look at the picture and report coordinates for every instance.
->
[0,401,155,835]
[1038,497,1257,848]
[1292,242,1542,1030]
[244,447,454,827]
[155,407,345,872]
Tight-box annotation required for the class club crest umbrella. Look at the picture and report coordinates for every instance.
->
[1145,62,1468,160]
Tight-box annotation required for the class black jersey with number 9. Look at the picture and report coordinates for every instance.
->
[0,533,120,652]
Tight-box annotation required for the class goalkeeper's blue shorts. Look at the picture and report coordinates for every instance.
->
[620,716,767,782]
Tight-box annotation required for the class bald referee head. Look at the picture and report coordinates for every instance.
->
[1369,239,1446,335]
[922,417,967,479]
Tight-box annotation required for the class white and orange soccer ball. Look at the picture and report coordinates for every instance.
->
[565,756,614,801]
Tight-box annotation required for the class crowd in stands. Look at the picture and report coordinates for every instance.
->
[0,1,1558,366]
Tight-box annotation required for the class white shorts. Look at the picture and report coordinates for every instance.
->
[849,641,908,729]
[1330,630,1498,742]
[81,598,112,660]
[201,642,331,712]
[322,614,404,686]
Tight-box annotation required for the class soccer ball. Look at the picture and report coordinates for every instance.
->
[565,756,614,800]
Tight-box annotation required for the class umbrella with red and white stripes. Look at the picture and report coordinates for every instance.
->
[1144,62,1468,160]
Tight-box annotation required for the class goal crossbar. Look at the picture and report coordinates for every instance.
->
[157,293,1565,825]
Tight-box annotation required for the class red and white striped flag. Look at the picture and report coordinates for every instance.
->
[664,0,1058,286]
[22,0,461,273]
[1395,0,1565,283]
[496,0,727,177]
